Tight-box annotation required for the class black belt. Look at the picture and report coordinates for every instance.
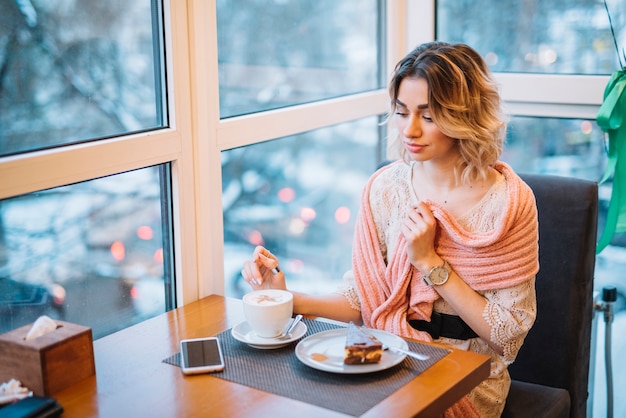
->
[409,312,478,340]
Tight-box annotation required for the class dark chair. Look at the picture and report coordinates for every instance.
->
[502,174,598,418]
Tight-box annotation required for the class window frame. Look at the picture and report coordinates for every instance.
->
[0,0,609,309]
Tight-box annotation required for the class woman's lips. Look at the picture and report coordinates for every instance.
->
[404,142,426,153]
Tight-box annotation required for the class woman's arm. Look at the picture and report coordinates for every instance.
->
[423,261,503,354]
[292,292,362,324]
[481,279,536,364]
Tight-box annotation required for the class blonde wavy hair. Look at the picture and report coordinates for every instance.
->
[386,42,506,184]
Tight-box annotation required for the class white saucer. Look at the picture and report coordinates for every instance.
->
[231,320,308,349]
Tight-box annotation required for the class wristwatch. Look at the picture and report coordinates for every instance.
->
[422,260,451,286]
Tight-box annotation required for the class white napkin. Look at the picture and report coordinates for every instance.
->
[24,315,58,340]
[0,379,32,404]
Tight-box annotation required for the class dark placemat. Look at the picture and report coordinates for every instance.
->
[164,319,450,417]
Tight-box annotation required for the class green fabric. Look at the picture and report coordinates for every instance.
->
[597,69,626,253]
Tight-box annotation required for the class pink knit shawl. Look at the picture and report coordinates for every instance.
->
[352,161,539,341]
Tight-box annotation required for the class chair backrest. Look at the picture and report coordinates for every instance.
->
[508,174,598,418]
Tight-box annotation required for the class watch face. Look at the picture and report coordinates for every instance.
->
[431,267,449,285]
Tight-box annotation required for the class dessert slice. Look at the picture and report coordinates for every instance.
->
[343,322,383,364]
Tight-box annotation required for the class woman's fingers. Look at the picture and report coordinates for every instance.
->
[254,245,280,270]
[241,260,262,288]
[243,246,284,289]
[402,202,439,266]
[413,201,436,223]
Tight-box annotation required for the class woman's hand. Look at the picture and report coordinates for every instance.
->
[241,246,287,291]
[401,201,441,274]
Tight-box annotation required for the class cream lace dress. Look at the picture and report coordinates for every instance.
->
[339,162,537,418]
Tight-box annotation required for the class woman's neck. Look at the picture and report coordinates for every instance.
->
[412,160,460,191]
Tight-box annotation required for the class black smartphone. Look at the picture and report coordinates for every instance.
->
[179,337,225,375]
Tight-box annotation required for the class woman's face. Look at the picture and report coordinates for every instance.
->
[395,77,457,163]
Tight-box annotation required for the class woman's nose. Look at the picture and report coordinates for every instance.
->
[403,115,422,138]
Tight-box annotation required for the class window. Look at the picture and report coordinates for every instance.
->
[503,117,607,181]
[216,0,382,117]
[437,0,623,74]
[0,0,179,339]
[0,167,173,339]
[0,0,166,156]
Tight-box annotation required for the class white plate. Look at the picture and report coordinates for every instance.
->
[295,327,408,374]
[231,320,308,349]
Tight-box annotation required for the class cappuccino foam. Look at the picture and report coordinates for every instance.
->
[244,290,288,306]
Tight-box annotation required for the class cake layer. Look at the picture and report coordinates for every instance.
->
[343,322,382,364]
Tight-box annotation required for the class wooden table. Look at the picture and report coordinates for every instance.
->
[54,295,489,417]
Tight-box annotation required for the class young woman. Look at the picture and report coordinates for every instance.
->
[241,42,539,418]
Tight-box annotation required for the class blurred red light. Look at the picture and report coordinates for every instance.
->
[300,207,316,222]
[52,285,66,305]
[248,230,264,246]
[154,248,163,263]
[278,187,296,203]
[110,241,125,261]
[288,259,304,273]
[137,225,154,240]
[335,206,351,224]
[130,286,139,300]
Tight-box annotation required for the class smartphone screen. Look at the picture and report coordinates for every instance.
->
[180,337,225,374]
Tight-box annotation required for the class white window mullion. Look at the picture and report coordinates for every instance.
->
[184,0,225,301]
[406,0,435,50]
[0,131,180,200]
[162,0,203,304]
[217,90,388,151]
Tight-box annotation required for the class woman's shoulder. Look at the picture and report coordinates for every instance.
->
[494,161,535,201]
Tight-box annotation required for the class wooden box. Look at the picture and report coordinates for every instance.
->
[0,320,95,395]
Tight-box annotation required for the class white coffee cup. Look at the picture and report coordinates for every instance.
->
[243,289,293,338]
